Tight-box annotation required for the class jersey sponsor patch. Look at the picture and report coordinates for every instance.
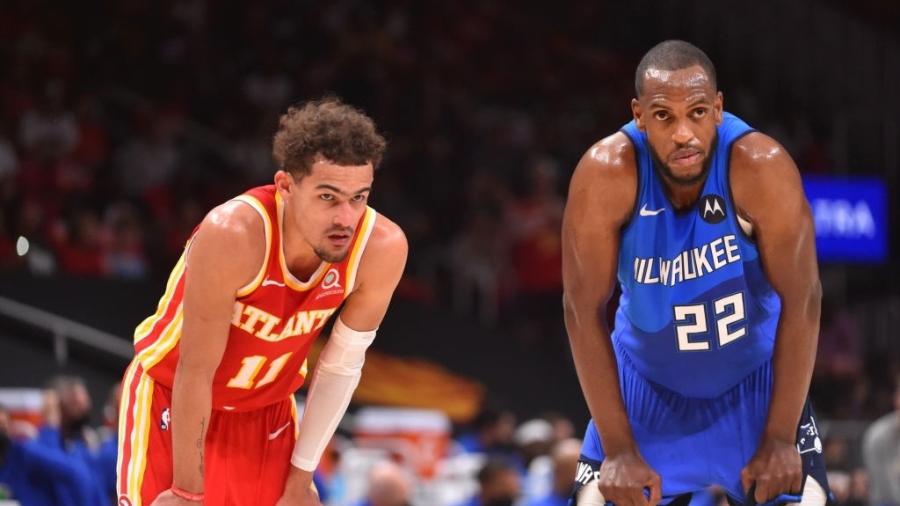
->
[699,194,727,224]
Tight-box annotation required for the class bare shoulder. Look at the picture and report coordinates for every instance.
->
[199,200,265,249]
[572,132,636,183]
[355,212,408,285]
[366,212,408,257]
[731,132,800,184]
[188,199,266,287]
[566,132,637,226]
[730,132,808,222]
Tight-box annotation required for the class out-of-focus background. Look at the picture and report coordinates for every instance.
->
[0,0,897,505]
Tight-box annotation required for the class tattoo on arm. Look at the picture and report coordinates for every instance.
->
[197,417,205,478]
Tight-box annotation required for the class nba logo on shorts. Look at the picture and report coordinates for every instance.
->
[160,408,171,431]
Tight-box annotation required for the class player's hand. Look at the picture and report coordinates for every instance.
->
[596,450,662,506]
[275,467,322,506]
[741,435,802,504]
[149,489,200,506]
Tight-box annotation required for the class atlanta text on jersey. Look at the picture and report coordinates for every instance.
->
[230,302,337,343]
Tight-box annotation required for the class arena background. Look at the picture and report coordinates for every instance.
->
[0,0,897,505]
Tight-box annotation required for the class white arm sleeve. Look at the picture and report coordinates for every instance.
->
[290,317,376,471]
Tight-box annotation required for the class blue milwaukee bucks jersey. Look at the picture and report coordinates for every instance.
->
[614,113,781,398]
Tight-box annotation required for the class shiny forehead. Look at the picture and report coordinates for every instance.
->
[639,65,715,100]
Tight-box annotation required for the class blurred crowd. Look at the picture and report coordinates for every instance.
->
[0,1,898,504]
[2,374,899,505]
[0,0,837,315]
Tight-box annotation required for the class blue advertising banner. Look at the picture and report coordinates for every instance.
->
[802,176,887,263]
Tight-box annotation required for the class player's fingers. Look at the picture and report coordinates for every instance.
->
[740,466,753,495]
[754,474,771,504]
[646,473,663,506]
[790,469,803,495]
[627,482,648,506]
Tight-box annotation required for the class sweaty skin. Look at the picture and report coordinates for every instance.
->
[563,65,820,505]
[152,161,408,506]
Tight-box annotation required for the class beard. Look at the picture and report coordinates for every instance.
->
[649,133,716,187]
[313,246,349,263]
[313,225,355,263]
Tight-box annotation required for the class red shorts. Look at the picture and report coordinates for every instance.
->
[116,359,299,506]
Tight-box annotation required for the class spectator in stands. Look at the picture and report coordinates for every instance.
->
[0,402,94,505]
[456,407,518,459]
[97,382,121,503]
[525,438,581,506]
[36,376,106,504]
[354,460,413,506]
[541,412,575,445]
[862,373,900,506]
[515,418,555,502]
[456,457,522,506]
[505,157,565,349]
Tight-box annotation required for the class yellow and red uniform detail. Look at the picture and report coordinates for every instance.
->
[131,185,376,412]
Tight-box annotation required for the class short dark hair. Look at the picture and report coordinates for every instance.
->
[272,96,387,178]
[634,40,717,96]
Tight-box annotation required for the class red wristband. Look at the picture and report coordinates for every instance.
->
[171,485,204,502]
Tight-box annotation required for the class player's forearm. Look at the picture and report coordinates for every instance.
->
[291,318,375,471]
[564,298,636,455]
[170,363,214,492]
[766,281,821,441]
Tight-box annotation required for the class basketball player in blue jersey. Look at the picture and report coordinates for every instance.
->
[562,40,832,506]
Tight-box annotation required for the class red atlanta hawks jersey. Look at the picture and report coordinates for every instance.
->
[131,185,377,411]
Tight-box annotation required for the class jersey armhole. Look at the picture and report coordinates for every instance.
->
[617,128,642,233]
[726,129,759,244]
[230,195,273,297]
[344,207,378,295]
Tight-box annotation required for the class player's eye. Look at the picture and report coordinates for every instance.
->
[319,194,335,201]
[693,108,707,118]
[654,111,669,121]
[351,194,367,203]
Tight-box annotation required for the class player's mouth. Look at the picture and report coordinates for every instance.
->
[670,149,702,168]
[326,232,352,248]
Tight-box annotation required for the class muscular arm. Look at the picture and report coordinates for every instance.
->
[334,217,408,331]
[732,132,821,442]
[283,216,407,493]
[171,202,264,493]
[562,135,638,456]
[731,133,821,500]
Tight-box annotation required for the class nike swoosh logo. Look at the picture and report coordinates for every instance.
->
[261,278,286,288]
[268,422,292,440]
[639,204,666,217]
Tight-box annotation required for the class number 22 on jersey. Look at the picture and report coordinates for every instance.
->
[673,292,747,351]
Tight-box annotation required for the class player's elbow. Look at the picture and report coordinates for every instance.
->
[804,278,823,323]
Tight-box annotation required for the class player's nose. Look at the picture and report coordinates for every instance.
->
[672,120,694,145]
[332,201,355,228]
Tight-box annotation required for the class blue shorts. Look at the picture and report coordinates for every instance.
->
[573,356,830,505]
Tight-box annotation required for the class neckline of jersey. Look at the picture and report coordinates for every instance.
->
[275,191,330,291]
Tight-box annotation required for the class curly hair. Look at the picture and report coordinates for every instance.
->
[272,97,387,177]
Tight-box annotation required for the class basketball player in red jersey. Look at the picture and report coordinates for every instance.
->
[116,98,408,506]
